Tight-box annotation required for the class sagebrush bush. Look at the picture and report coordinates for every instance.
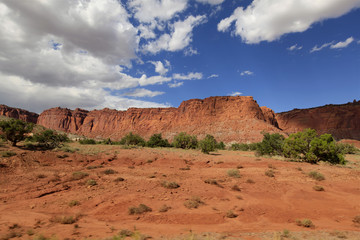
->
[71,171,89,180]
[173,132,198,149]
[184,196,204,209]
[119,132,145,146]
[128,204,152,215]
[227,169,241,178]
[161,181,180,189]
[146,133,170,148]
[295,219,314,228]
[337,143,358,154]
[231,143,249,151]
[308,171,325,181]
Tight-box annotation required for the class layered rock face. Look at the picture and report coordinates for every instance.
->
[0,105,39,124]
[276,100,360,140]
[37,96,281,142]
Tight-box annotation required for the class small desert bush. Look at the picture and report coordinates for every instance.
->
[159,204,171,213]
[102,169,117,175]
[246,179,255,184]
[179,166,191,170]
[69,200,80,207]
[353,215,360,224]
[26,229,35,236]
[184,196,204,209]
[86,179,97,186]
[295,219,314,228]
[226,210,238,218]
[56,154,69,159]
[227,169,240,178]
[308,171,325,181]
[114,177,125,182]
[71,171,89,180]
[265,169,275,177]
[338,143,358,154]
[1,151,16,157]
[128,204,152,215]
[36,174,47,179]
[51,215,78,224]
[204,179,218,185]
[216,141,226,150]
[86,165,103,170]
[173,132,198,149]
[118,229,134,237]
[313,185,324,191]
[79,138,96,145]
[161,181,180,189]
[231,185,241,191]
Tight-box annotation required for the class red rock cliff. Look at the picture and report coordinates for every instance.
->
[276,100,360,140]
[37,96,281,142]
[0,104,38,123]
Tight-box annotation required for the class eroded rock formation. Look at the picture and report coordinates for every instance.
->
[37,96,281,142]
[276,100,360,140]
[0,104,39,124]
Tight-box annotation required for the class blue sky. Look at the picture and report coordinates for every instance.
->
[0,0,359,113]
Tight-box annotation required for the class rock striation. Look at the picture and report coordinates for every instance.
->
[0,104,39,124]
[276,100,360,140]
[37,96,281,142]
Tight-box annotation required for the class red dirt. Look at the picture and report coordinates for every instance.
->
[1,143,360,239]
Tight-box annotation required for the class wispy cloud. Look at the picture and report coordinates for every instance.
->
[173,72,203,80]
[123,88,165,98]
[168,82,184,88]
[208,74,219,78]
[330,37,354,49]
[311,36,354,53]
[287,44,303,51]
[229,91,242,96]
[240,70,253,76]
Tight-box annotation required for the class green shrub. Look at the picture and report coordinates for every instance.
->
[265,169,275,177]
[231,143,249,151]
[216,141,226,150]
[146,133,170,148]
[69,200,80,207]
[128,204,152,215]
[338,143,358,154]
[79,138,96,145]
[0,119,34,146]
[102,169,117,175]
[313,185,324,191]
[159,204,171,213]
[256,132,285,156]
[173,132,198,149]
[308,171,325,181]
[309,134,345,164]
[33,130,69,149]
[87,179,97,186]
[248,143,259,151]
[1,151,16,157]
[119,132,145,146]
[199,134,217,154]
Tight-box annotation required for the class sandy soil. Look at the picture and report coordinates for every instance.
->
[1,143,360,240]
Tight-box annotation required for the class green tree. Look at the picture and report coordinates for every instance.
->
[283,128,317,159]
[120,132,145,146]
[173,132,198,149]
[146,133,170,148]
[256,132,285,156]
[33,129,69,149]
[309,134,345,164]
[0,119,33,146]
[199,134,217,154]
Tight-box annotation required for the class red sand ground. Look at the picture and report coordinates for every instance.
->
[1,143,360,240]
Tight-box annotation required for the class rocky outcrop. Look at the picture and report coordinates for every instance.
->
[0,104,38,123]
[37,96,281,142]
[276,100,360,140]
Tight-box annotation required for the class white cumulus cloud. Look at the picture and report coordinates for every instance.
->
[168,82,184,88]
[143,15,206,53]
[218,0,360,44]
[196,0,225,5]
[229,91,242,96]
[149,61,169,75]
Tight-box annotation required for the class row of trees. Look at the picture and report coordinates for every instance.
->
[1,119,357,164]
[80,132,225,154]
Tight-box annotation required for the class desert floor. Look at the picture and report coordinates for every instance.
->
[1,142,360,240]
